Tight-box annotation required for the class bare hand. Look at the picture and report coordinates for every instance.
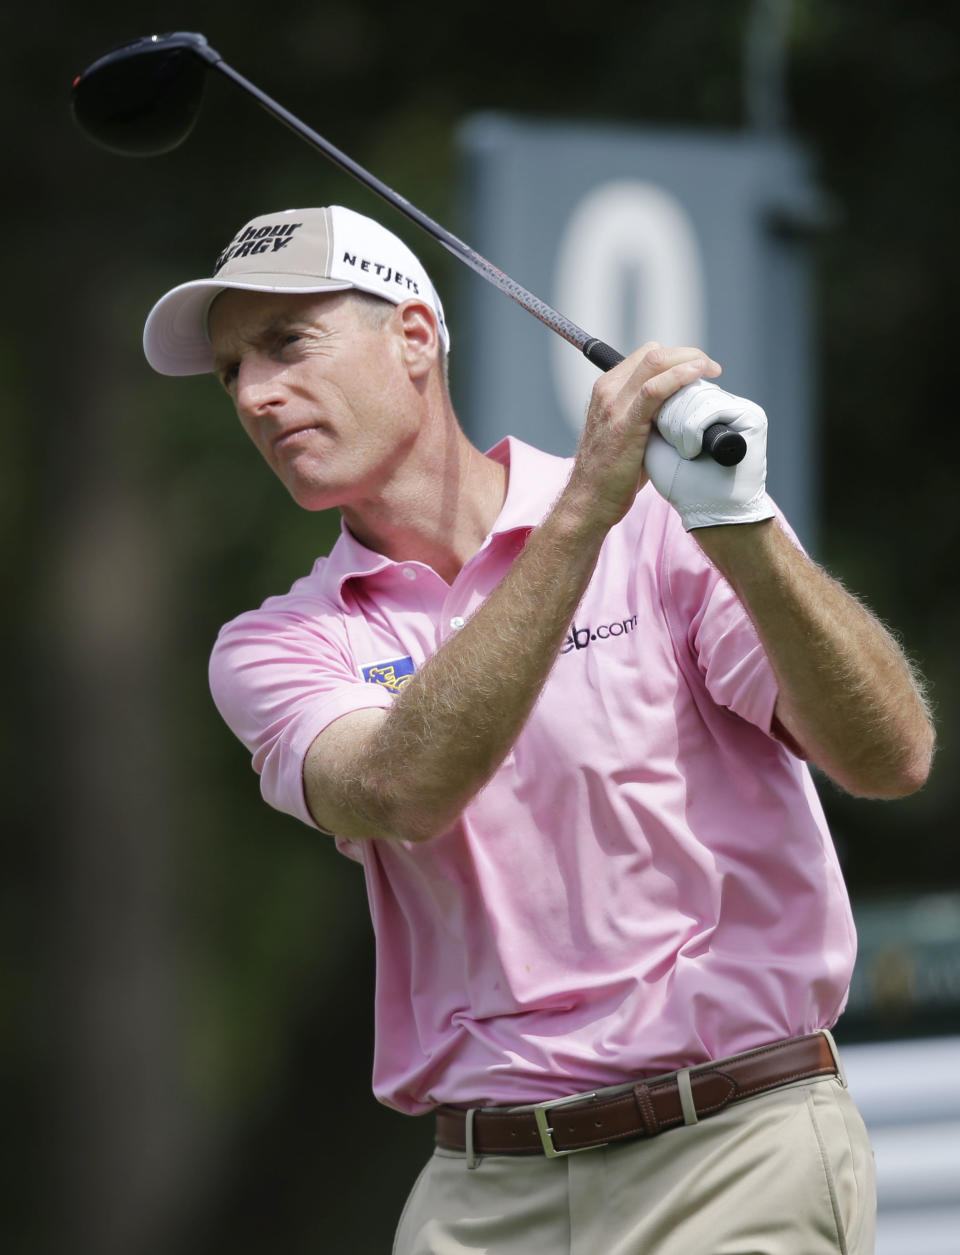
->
[565,342,723,532]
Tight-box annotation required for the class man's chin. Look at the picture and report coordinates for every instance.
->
[284,479,345,514]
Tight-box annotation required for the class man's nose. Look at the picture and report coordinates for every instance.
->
[236,357,285,416]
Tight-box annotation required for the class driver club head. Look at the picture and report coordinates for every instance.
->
[71,32,217,157]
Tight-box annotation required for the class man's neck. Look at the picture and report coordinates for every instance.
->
[340,428,508,584]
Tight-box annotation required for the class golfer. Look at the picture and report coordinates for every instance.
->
[145,204,933,1254]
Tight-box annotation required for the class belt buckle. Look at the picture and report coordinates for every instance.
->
[531,1090,603,1158]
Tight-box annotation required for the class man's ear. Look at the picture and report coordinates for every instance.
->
[395,299,439,378]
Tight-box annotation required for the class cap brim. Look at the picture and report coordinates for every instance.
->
[143,274,355,376]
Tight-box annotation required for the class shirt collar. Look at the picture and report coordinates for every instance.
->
[484,436,573,535]
[322,436,573,603]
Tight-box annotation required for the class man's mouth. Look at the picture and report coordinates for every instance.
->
[273,423,321,452]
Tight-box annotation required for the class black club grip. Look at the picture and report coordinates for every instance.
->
[582,338,747,467]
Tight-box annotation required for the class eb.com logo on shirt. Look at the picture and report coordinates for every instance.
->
[560,612,639,654]
[362,655,415,693]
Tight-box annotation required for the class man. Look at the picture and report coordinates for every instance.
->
[145,204,933,1253]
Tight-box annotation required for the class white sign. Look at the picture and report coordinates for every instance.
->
[550,180,706,436]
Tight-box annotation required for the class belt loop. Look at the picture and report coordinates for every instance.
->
[633,1083,661,1136]
[465,1108,479,1169]
[822,1030,847,1089]
[676,1067,698,1125]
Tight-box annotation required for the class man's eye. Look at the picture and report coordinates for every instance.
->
[221,363,239,387]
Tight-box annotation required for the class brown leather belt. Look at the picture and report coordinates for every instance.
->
[434,1032,841,1159]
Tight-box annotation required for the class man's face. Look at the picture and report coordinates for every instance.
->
[208,288,424,512]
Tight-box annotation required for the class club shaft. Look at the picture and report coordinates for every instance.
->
[212,59,593,352]
[209,53,744,466]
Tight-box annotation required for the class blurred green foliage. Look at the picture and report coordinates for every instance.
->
[3,1,958,1251]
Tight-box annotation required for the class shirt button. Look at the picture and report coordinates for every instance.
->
[450,616,466,630]
[402,567,417,580]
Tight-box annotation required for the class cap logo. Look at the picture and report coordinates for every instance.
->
[214,221,304,274]
[342,251,420,295]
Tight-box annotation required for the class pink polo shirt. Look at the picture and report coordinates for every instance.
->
[209,437,856,1115]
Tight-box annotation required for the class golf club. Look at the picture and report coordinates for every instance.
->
[71,31,747,467]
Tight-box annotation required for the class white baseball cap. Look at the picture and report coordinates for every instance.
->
[143,204,450,375]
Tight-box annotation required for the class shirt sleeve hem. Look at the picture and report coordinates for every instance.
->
[275,686,395,831]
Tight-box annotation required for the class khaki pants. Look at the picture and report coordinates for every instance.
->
[394,1078,876,1255]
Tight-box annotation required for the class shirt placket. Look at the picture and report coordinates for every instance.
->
[437,532,525,647]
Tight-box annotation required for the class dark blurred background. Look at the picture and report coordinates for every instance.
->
[4,2,958,1252]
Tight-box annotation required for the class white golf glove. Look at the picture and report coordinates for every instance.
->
[644,378,776,530]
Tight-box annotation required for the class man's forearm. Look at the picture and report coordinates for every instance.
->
[305,345,720,843]
[330,498,608,842]
[694,520,934,797]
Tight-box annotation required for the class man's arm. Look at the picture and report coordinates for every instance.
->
[694,519,933,798]
[304,344,717,843]
[306,500,615,842]
[644,381,933,798]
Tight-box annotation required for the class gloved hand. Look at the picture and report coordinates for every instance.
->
[644,378,776,530]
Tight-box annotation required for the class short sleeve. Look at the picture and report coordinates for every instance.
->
[659,506,790,740]
[209,598,394,828]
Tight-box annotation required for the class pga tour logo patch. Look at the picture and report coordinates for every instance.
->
[362,655,415,694]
